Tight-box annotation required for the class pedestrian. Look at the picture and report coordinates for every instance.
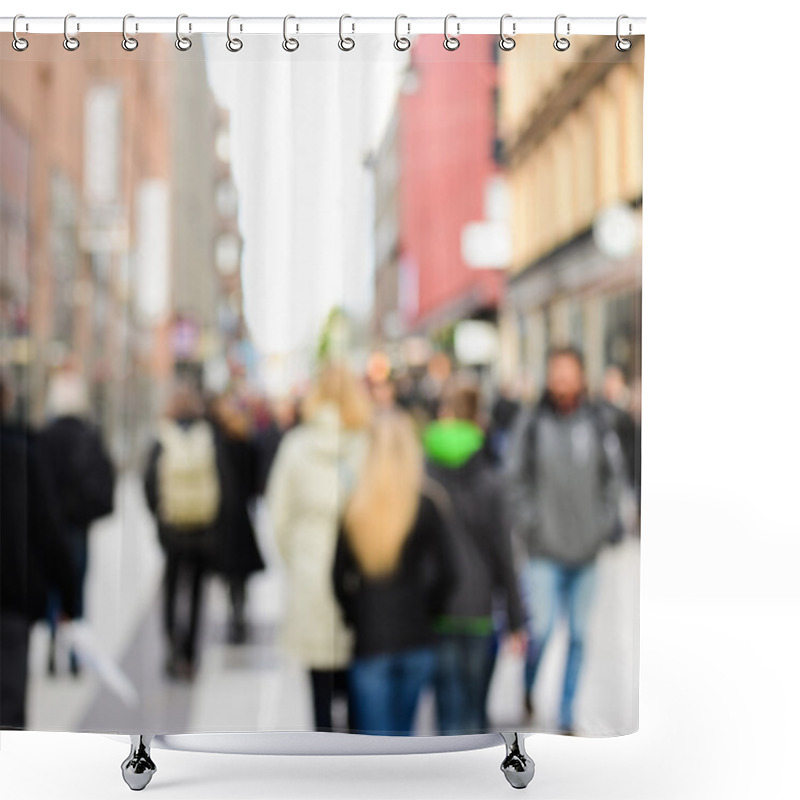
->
[251,394,296,496]
[597,365,638,495]
[143,380,223,681]
[266,362,372,732]
[505,346,625,734]
[209,391,266,645]
[39,367,115,677]
[1,371,78,728]
[422,376,527,735]
[333,411,456,735]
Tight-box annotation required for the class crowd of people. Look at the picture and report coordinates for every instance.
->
[0,346,641,737]
[265,346,639,736]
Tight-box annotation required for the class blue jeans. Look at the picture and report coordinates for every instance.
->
[434,633,495,735]
[522,558,597,730]
[46,527,89,631]
[349,647,436,735]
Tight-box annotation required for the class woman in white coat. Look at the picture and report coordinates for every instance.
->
[267,363,372,731]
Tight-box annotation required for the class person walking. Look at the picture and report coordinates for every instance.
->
[39,368,115,677]
[144,381,223,681]
[422,377,527,735]
[1,372,78,728]
[266,363,372,732]
[505,347,625,734]
[333,411,456,735]
[208,391,266,645]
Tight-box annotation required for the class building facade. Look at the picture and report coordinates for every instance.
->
[0,33,246,460]
[0,33,172,453]
[498,35,644,393]
[397,35,507,346]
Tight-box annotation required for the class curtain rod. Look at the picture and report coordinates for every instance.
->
[0,16,646,36]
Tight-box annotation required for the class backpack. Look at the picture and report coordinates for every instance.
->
[156,420,221,530]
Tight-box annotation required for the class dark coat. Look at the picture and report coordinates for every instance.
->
[1,423,78,621]
[332,489,457,659]
[213,428,266,578]
[426,450,526,633]
[252,422,284,496]
[596,400,639,494]
[38,415,115,530]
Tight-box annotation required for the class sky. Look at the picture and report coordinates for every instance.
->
[204,35,408,389]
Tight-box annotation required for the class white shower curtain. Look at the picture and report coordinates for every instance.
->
[0,24,642,740]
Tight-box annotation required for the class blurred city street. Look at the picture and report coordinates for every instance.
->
[25,473,639,737]
[3,31,642,740]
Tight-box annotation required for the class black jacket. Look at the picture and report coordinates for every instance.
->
[38,415,115,530]
[213,427,266,578]
[1,423,78,621]
[333,490,457,659]
[426,451,525,633]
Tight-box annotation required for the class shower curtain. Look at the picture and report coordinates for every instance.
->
[0,24,642,742]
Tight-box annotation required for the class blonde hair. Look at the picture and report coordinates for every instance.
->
[302,362,372,431]
[342,411,423,579]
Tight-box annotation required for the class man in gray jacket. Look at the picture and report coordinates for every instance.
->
[504,347,624,734]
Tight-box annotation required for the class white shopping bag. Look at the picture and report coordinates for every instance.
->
[487,639,527,726]
[60,620,139,708]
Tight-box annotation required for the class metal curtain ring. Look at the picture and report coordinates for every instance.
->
[227,15,243,52]
[499,14,516,51]
[122,14,138,51]
[12,14,29,51]
[338,14,355,51]
[553,14,570,51]
[394,14,410,51]
[616,15,632,51]
[63,13,80,51]
[175,14,192,51]
[443,14,460,51]
[282,15,299,52]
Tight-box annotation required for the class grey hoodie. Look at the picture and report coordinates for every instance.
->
[504,396,624,566]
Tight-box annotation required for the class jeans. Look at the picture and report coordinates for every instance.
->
[46,526,89,631]
[349,647,436,735]
[434,633,495,735]
[521,558,598,730]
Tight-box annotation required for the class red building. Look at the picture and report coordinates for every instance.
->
[398,35,506,336]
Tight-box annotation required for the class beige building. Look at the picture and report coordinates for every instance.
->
[498,35,644,394]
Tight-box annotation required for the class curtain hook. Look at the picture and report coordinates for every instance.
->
[282,15,299,52]
[175,14,192,51]
[394,14,411,51]
[443,13,460,51]
[553,14,570,51]
[63,13,80,51]
[227,15,243,52]
[122,14,139,51]
[499,14,516,51]
[338,14,355,51]
[12,14,29,52]
[616,15,632,51]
